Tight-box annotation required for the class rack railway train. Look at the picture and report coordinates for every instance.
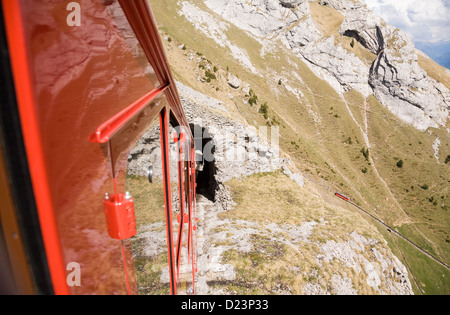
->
[0,0,198,295]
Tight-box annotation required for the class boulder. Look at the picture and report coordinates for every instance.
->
[227,73,241,89]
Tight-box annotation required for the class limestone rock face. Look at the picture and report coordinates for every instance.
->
[127,81,295,210]
[299,36,372,96]
[368,27,450,131]
[127,81,413,295]
[285,2,322,49]
[202,0,449,131]
[204,0,302,38]
[335,3,385,54]
[178,81,287,188]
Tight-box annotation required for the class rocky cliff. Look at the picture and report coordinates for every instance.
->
[129,79,414,295]
[139,0,450,294]
[186,0,449,131]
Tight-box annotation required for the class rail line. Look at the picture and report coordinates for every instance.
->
[335,193,450,271]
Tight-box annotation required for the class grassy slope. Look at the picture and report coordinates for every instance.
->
[417,54,450,90]
[126,175,170,295]
[149,0,449,294]
[220,171,396,295]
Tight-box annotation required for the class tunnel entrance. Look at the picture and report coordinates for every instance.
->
[190,123,218,202]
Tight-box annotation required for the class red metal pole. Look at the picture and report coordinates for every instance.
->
[2,0,69,295]
[159,108,177,295]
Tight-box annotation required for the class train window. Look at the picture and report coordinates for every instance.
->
[106,92,166,295]
[169,124,182,293]
[4,0,195,295]
[8,0,167,295]
[182,137,195,294]
[125,118,169,295]
[169,123,194,295]
[19,0,161,136]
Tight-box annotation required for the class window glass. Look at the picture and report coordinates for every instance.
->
[107,95,165,295]
[125,119,169,295]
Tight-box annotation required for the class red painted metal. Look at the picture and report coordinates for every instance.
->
[2,0,197,295]
[103,193,137,240]
[187,149,193,263]
[120,241,131,295]
[160,108,177,295]
[89,84,169,144]
[175,132,186,282]
[192,147,198,288]
[118,0,192,139]
[189,147,196,294]
[335,192,350,202]
[2,0,69,295]
[3,0,162,295]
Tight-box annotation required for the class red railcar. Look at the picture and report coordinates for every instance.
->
[0,0,197,295]
[335,192,350,202]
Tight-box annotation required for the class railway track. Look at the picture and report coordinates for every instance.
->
[336,193,450,271]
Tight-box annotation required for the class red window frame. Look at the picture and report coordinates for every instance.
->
[3,0,196,295]
[86,2,197,295]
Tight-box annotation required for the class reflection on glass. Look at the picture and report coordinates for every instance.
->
[22,0,163,295]
[123,117,195,295]
[126,119,168,295]
[105,1,160,86]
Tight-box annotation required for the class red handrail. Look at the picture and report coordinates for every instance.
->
[89,83,169,144]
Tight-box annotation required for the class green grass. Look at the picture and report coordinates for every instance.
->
[127,175,169,295]
[366,95,450,265]
[126,175,165,227]
[374,222,450,295]
[218,172,416,294]
[222,172,381,241]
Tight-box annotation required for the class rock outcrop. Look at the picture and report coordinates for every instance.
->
[227,73,241,89]
[127,80,302,210]
[368,29,450,130]
[129,79,413,295]
[130,0,449,295]
[200,0,449,131]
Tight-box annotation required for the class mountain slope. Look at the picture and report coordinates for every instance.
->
[148,0,450,294]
